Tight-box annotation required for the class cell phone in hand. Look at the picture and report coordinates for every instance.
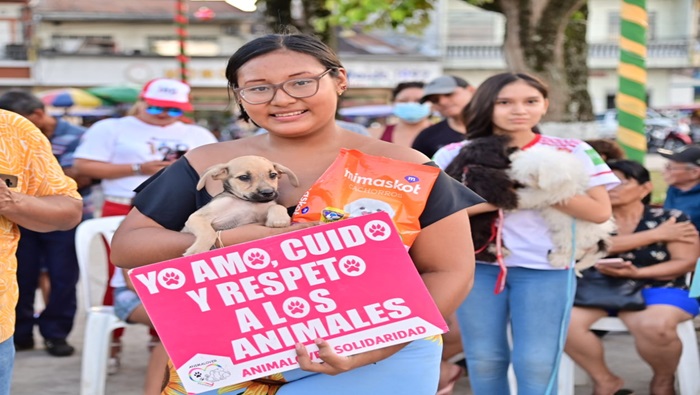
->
[162,147,188,161]
[596,258,627,268]
[0,173,18,188]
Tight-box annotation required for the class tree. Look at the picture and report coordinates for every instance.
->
[260,0,593,121]
[259,0,434,47]
[466,0,593,122]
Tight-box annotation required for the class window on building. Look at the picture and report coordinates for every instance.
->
[608,11,656,41]
[447,11,498,44]
[148,36,219,56]
[51,35,116,54]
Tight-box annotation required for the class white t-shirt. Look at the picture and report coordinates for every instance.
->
[433,134,620,270]
[74,116,218,198]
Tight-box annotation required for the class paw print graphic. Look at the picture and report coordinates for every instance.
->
[283,297,309,318]
[344,259,361,273]
[338,255,366,277]
[369,223,386,238]
[157,268,185,289]
[193,371,202,379]
[163,271,180,286]
[247,251,265,266]
[242,248,270,269]
[364,220,392,241]
[287,300,304,315]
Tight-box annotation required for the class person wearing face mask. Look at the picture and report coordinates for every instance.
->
[379,81,433,147]
[412,75,475,158]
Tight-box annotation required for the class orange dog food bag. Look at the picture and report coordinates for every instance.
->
[292,149,440,247]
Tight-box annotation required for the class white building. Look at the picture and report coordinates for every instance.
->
[440,0,699,114]
[0,0,32,88]
[27,0,257,111]
[2,0,698,118]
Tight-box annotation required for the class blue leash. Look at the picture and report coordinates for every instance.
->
[543,220,577,395]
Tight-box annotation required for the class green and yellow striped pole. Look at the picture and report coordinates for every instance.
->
[616,0,648,163]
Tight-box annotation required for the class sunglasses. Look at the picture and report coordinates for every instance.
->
[146,106,184,117]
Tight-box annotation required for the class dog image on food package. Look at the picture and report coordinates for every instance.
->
[293,149,440,247]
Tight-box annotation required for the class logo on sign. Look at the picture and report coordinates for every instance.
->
[189,363,231,387]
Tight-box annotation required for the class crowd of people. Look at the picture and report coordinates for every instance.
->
[1,31,699,395]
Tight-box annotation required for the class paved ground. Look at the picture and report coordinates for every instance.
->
[11,300,700,395]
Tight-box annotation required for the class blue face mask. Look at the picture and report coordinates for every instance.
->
[392,102,432,124]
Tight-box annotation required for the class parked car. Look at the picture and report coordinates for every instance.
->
[595,108,691,151]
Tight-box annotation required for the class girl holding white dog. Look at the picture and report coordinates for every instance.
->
[433,72,619,394]
[110,33,482,394]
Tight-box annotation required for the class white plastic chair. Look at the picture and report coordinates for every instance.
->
[559,316,700,395]
[75,215,131,395]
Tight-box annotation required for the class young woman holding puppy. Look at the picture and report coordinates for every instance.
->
[110,33,481,394]
[566,159,700,395]
[433,72,619,395]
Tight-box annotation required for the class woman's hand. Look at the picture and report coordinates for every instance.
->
[652,217,699,244]
[295,339,407,375]
[594,261,639,278]
[295,339,354,375]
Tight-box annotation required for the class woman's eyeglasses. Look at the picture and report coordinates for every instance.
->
[234,69,333,105]
[146,106,184,117]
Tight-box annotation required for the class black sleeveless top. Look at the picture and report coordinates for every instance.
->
[133,156,484,234]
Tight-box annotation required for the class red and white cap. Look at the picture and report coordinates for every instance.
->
[140,78,193,111]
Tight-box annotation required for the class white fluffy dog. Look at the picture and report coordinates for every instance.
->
[508,145,616,273]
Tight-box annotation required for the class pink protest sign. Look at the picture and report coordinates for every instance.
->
[128,212,447,394]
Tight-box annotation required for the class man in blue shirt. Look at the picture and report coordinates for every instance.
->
[659,144,700,231]
[0,91,93,357]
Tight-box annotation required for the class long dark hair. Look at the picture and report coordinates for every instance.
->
[225,34,344,122]
[607,159,652,205]
[464,72,548,140]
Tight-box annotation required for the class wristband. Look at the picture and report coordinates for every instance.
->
[131,163,142,175]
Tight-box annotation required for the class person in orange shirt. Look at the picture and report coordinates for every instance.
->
[0,109,83,395]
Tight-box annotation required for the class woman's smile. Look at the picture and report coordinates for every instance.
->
[271,109,308,120]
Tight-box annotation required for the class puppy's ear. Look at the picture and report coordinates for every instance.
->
[273,163,299,187]
[196,164,229,190]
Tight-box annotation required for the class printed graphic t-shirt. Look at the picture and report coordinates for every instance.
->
[73,116,218,198]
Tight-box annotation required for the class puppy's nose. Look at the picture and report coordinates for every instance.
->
[254,188,277,202]
[258,188,275,197]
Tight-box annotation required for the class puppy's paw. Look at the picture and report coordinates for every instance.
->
[574,252,604,273]
[184,240,214,256]
[265,214,291,228]
[265,205,291,228]
[547,251,571,268]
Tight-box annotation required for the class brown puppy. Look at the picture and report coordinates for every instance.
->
[182,155,299,256]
